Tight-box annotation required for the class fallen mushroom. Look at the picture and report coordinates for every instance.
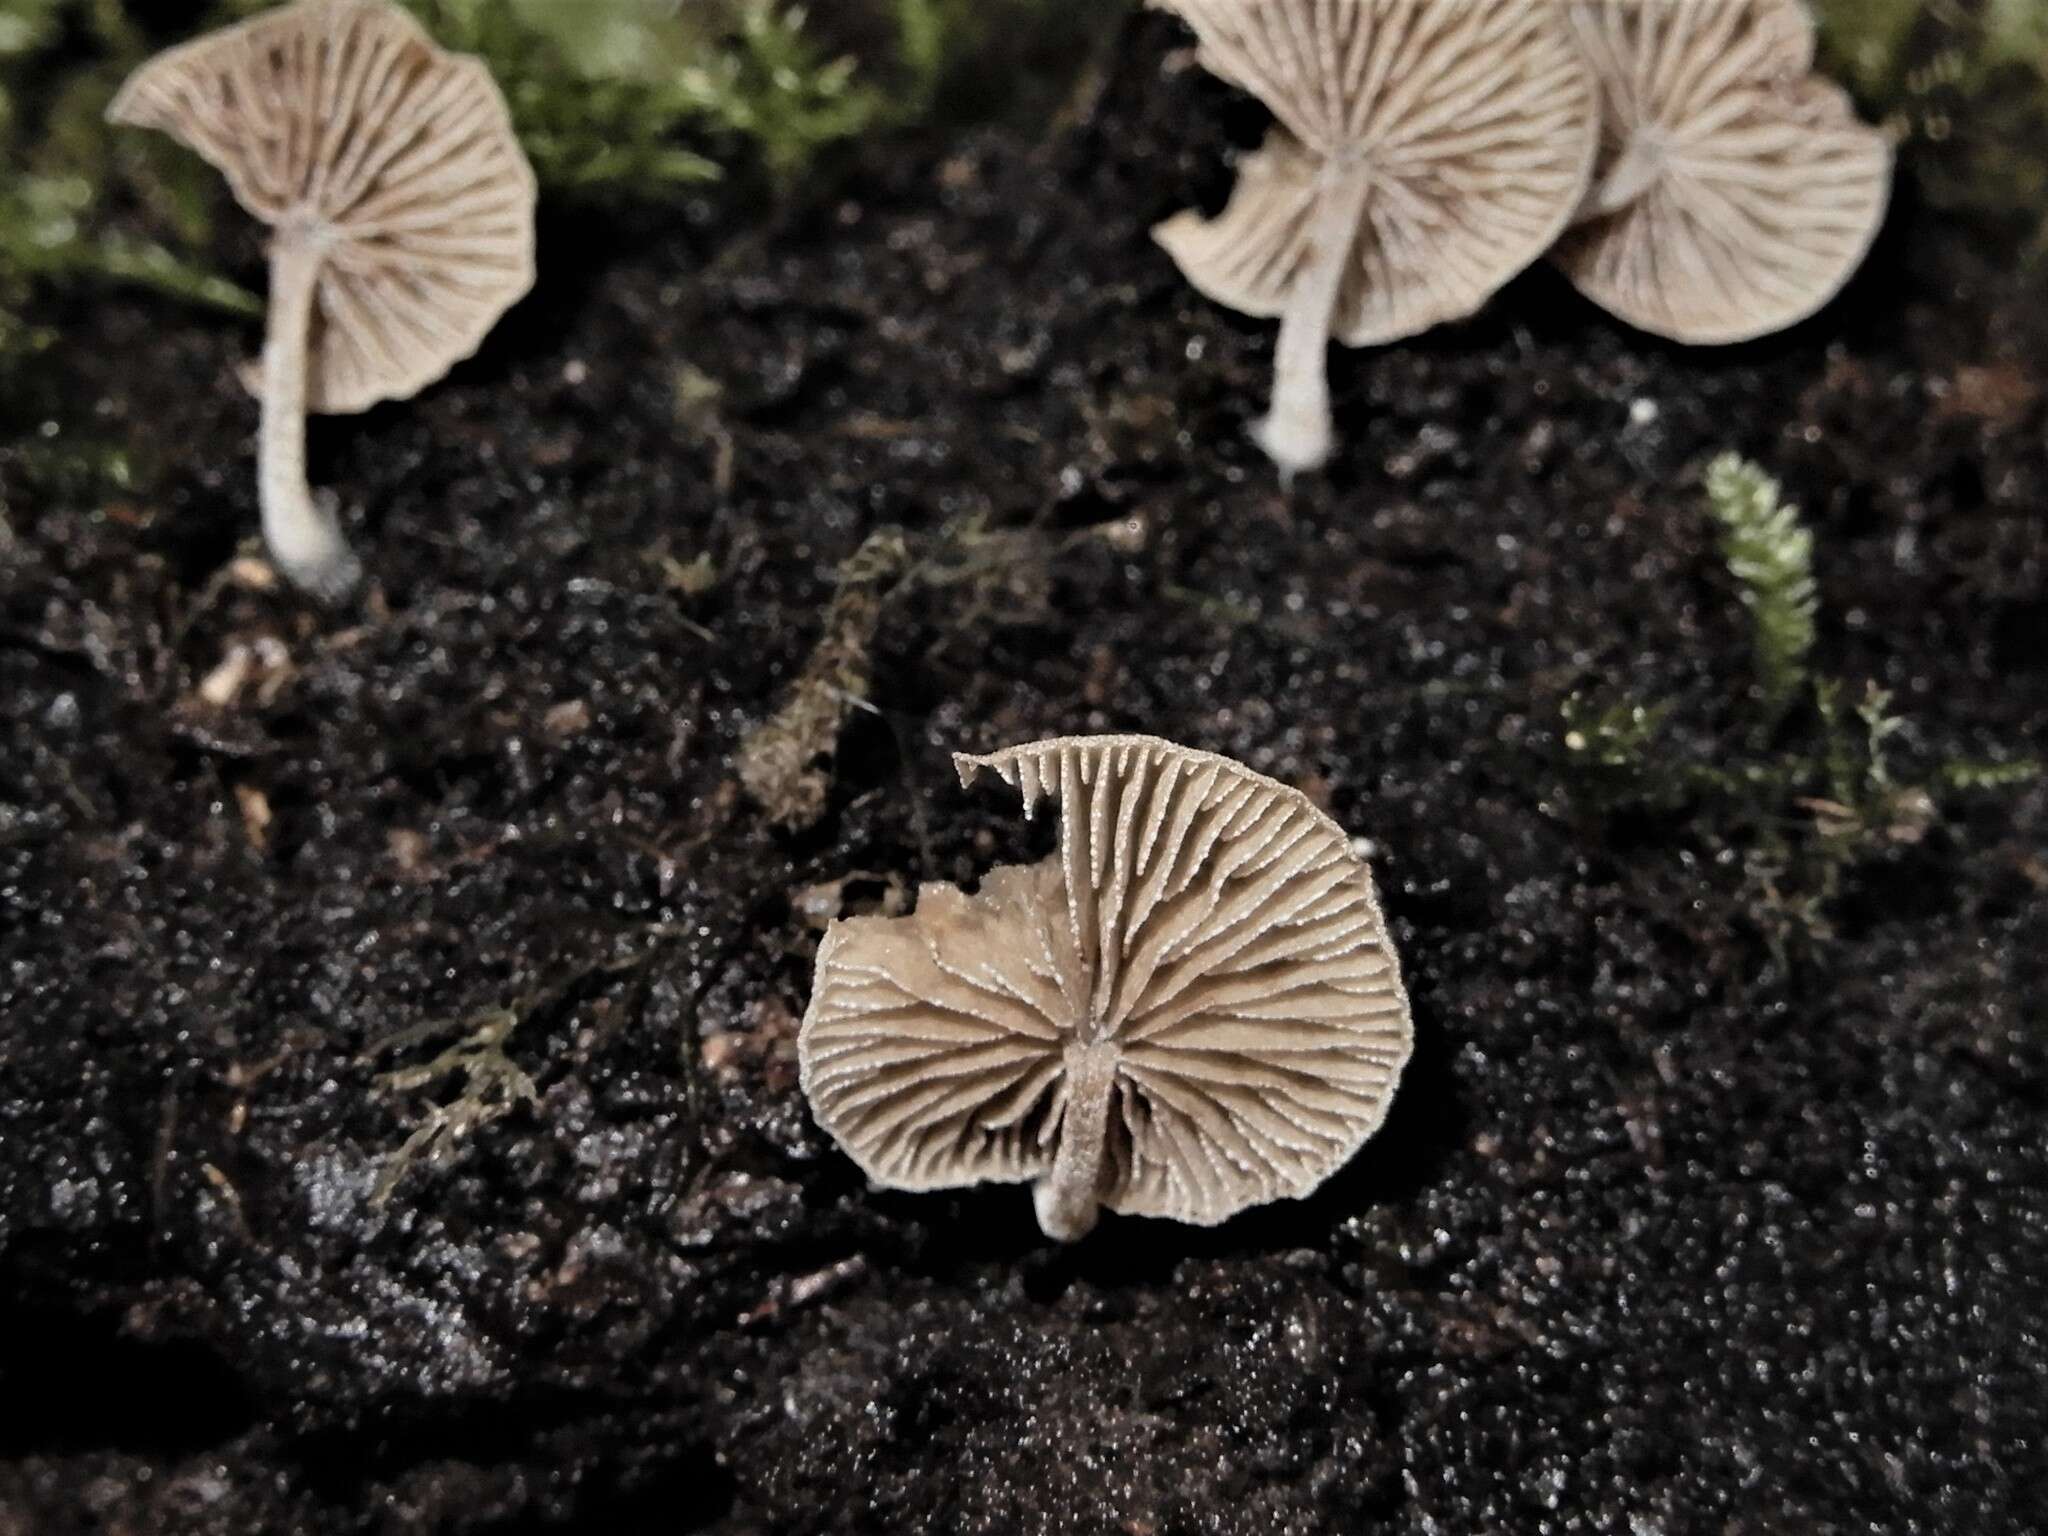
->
[798,735,1413,1241]
[1551,0,1893,343]
[107,0,537,598]
[1152,0,1597,478]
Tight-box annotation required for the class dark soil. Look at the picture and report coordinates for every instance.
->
[4,15,2046,1535]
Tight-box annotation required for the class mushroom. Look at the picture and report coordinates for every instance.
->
[1550,0,1893,343]
[798,735,1413,1241]
[107,0,537,598]
[1152,0,1597,478]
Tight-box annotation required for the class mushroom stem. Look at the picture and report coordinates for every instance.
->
[1253,164,1373,482]
[1034,1042,1120,1241]
[260,235,360,600]
[1575,135,1664,223]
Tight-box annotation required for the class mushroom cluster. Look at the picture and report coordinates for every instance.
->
[798,736,1414,1241]
[107,0,536,598]
[1552,0,1893,345]
[91,1,1915,1251]
[1154,0,1599,480]
[1154,0,1892,476]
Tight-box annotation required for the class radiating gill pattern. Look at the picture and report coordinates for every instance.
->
[1152,0,1597,345]
[800,735,1412,1231]
[1567,0,1817,142]
[957,737,1411,1223]
[802,858,1080,1193]
[1553,0,1891,343]
[109,0,535,412]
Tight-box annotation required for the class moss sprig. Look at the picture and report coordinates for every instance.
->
[1703,451,1818,725]
[1560,454,2039,955]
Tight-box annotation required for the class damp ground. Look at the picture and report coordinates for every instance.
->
[3,15,2045,1535]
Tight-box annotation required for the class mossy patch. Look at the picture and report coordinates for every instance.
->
[739,527,913,830]
[1816,0,2048,263]
[0,1,256,384]
[738,515,1106,829]
[1562,454,2039,956]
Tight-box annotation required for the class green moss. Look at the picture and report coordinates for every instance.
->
[1561,455,2039,955]
[207,0,874,199]
[3,0,1122,355]
[1938,759,2045,792]
[738,513,1105,827]
[0,0,257,368]
[739,527,911,829]
[1702,452,1818,726]
[1814,0,2048,262]
[1559,696,1674,803]
[362,1005,538,1208]
[1811,0,1925,103]
[388,0,721,199]
[387,0,1121,199]
[0,2,259,511]
[359,931,694,1208]
[1,173,258,314]
[675,1,882,189]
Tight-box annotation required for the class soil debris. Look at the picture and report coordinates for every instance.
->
[739,527,911,828]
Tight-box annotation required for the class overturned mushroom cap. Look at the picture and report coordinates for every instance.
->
[1151,0,1597,475]
[1155,0,1597,346]
[798,736,1413,1241]
[1551,0,1892,344]
[108,0,536,413]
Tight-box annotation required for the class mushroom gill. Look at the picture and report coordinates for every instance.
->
[798,735,1414,1241]
[1552,0,1893,344]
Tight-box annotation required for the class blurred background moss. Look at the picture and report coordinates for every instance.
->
[1816,0,2048,261]
[0,0,1124,381]
[0,0,258,380]
[3,0,2046,420]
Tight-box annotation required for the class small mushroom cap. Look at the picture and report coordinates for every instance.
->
[804,858,1083,1196]
[1551,0,1893,344]
[799,735,1413,1230]
[108,0,537,414]
[1151,0,1598,346]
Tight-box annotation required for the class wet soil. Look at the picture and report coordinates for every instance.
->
[3,15,2046,1535]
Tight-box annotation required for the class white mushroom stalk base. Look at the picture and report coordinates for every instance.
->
[1253,165,1373,482]
[1032,1040,1121,1242]
[260,235,361,601]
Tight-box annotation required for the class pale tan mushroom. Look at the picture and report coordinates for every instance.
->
[1152,0,1597,478]
[108,0,537,598]
[798,735,1413,1241]
[1552,0,1893,344]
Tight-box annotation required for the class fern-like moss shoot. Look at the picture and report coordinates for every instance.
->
[1703,452,1819,725]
